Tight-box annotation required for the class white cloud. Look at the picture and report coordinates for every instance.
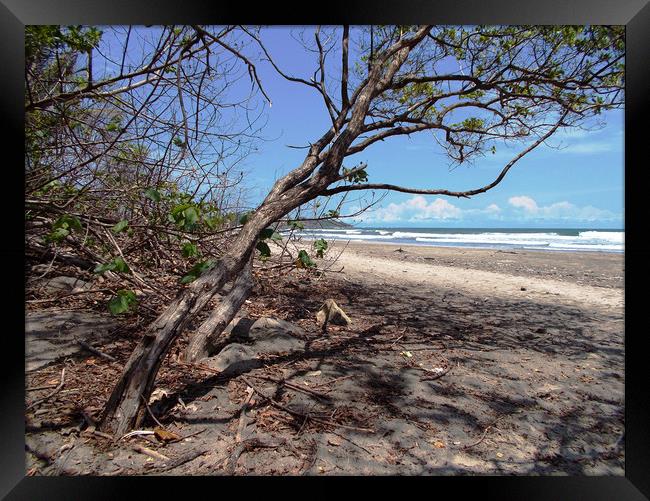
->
[360,197,507,223]
[508,195,538,213]
[361,196,462,223]
[508,195,619,221]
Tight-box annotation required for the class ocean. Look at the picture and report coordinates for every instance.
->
[294,227,624,253]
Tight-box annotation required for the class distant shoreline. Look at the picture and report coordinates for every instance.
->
[294,227,624,254]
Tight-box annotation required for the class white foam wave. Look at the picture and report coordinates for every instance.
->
[296,228,624,253]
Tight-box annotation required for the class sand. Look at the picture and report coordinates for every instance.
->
[25,242,625,476]
[331,242,623,309]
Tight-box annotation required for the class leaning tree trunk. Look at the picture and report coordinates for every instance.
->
[185,257,254,362]
[98,200,297,436]
[98,36,406,435]
[99,252,245,436]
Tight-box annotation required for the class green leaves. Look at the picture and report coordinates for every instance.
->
[288,220,304,230]
[46,214,83,242]
[313,238,328,258]
[239,212,253,225]
[143,188,161,203]
[254,227,282,260]
[343,166,368,184]
[94,257,130,274]
[183,207,199,226]
[259,228,283,241]
[169,203,200,231]
[256,241,271,258]
[111,220,129,234]
[295,250,315,268]
[108,289,137,315]
[460,117,485,131]
[181,241,198,258]
[180,259,216,284]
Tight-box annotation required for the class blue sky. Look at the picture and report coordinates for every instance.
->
[99,26,624,229]
[238,27,624,229]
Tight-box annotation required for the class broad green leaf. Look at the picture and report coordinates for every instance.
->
[239,212,252,225]
[180,259,216,284]
[94,257,130,274]
[183,207,199,226]
[260,228,282,241]
[94,262,116,273]
[259,228,275,240]
[256,241,271,258]
[181,242,198,258]
[288,220,305,230]
[180,273,197,284]
[111,220,129,234]
[47,227,70,242]
[54,214,82,232]
[112,257,130,273]
[314,238,328,258]
[108,289,137,315]
[143,188,161,203]
[296,250,315,268]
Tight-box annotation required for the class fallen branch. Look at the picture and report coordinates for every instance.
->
[131,443,170,461]
[26,368,65,411]
[240,376,374,433]
[250,374,331,401]
[310,374,355,390]
[26,288,115,304]
[149,449,210,474]
[76,338,117,362]
[460,425,492,450]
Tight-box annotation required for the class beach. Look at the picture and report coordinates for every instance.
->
[25,242,625,475]
[290,241,625,474]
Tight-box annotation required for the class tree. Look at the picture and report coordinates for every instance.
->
[25,25,267,318]
[41,25,622,436]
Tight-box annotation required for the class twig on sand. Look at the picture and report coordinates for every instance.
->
[140,394,164,428]
[76,338,117,362]
[460,425,492,450]
[249,374,331,401]
[310,374,355,390]
[240,376,374,433]
[166,427,208,444]
[26,288,115,304]
[149,449,210,474]
[460,417,503,451]
[131,443,170,461]
[328,430,373,455]
[26,368,65,411]
[227,387,255,473]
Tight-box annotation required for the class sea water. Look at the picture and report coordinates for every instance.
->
[291,228,624,253]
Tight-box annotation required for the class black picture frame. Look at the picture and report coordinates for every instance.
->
[3,1,648,498]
